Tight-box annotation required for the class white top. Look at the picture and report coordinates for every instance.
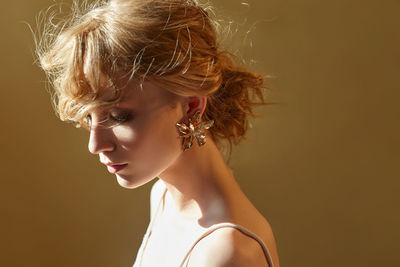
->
[133,186,274,267]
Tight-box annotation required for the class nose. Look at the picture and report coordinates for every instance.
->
[88,125,115,154]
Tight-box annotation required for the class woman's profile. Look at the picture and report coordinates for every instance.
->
[36,0,280,266]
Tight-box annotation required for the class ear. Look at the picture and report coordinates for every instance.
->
[184,96,207,119]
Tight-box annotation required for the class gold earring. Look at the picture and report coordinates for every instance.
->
[176,111,214,151]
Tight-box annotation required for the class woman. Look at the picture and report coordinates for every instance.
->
[36,0,280,266]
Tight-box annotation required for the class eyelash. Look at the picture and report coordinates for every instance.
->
[110,112,131,122]
[84,111,132,127]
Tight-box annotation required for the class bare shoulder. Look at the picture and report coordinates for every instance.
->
[149,179,165,219]
[187,226,272,267]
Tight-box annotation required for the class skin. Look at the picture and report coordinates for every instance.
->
[86,78,280,267]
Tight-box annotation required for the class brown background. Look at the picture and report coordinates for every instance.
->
[1,0,399,266]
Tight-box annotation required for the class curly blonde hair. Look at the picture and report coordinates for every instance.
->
[36,0,272,151]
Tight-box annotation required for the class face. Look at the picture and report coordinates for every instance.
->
[86,79,186,188]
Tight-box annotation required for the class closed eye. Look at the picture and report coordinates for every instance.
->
[83,109,132,129]
[109,111,132,123]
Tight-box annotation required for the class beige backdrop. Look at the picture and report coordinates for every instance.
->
[1,0,399,266]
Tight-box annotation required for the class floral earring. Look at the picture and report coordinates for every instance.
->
[176,111,214,151]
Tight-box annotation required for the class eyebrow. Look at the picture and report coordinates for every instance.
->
[114,96,139,108]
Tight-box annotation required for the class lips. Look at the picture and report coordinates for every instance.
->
[105,163,128,174]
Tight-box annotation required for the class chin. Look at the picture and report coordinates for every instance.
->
[115,174,154,189]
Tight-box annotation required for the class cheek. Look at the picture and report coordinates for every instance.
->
[115,106,183,172]
[141,108,183,163]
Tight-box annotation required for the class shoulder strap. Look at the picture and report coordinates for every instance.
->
[148,185,168,234]
[135,185,168,267]
[179,222,274,267]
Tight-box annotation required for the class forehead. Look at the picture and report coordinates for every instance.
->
[106,79,181,110]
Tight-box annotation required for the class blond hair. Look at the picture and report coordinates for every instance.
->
[36,0,271,151]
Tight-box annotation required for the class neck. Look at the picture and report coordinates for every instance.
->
[158,138,240,224]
